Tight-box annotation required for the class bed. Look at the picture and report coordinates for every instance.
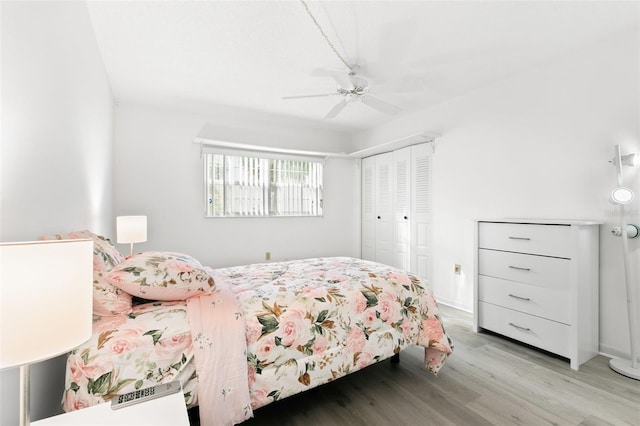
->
[51,231,452,425]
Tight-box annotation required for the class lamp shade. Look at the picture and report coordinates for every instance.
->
[621,152,640,167]
[116,216,147,244]
[0,239,93,369]
[610,187,635,205]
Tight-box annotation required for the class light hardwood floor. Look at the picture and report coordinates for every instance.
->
[191,305,640,425]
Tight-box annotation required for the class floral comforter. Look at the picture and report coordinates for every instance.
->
[63,257,452,424]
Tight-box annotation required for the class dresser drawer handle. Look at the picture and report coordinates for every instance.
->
[508,265,531,271]
[508,236,531,240]
[509,322,531,332]
[508,294,531,301]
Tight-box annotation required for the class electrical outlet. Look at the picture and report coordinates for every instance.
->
[454,264,461,275]
[265,251,271,261]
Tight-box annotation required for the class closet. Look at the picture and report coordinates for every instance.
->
[361,143,432,282]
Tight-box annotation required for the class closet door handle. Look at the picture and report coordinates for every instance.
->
[508,265,531,271]
[508,294,531,301]
[508,236,531,240]
[403,216,408,220]
[509,323,531,332]
[377,216,381,219]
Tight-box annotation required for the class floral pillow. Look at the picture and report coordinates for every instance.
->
[105,251,215,301]
[40,230,132,317]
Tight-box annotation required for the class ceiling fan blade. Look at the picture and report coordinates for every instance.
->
[325,99,348,119]
[282,93,337,100]
[372,74,428,94]
[310,67,334,77]
[360,95,402,115]
[327,70,353,90]
[312,67,353,89]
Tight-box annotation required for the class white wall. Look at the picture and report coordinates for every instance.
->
[0,1,114,423]
[114,103,360,268]
[353,28,640,360]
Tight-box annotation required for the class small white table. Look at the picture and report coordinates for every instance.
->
[32,388,190,426]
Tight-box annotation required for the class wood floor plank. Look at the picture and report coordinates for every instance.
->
[444,346,581,425]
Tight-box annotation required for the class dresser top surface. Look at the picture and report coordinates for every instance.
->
[477,218,602,226]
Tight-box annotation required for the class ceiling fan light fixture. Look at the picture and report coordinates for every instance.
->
[350,75,368,88]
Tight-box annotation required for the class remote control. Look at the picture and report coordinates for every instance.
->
[111,380,182,410]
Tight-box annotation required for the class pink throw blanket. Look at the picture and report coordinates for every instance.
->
[186,280,252,426]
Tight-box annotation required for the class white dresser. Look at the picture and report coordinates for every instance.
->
[473,219,600,370]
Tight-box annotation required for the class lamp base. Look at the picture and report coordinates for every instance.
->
[20,364,30,426]
[609,357,640,380]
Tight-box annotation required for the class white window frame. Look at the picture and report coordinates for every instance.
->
[203,147,324,218]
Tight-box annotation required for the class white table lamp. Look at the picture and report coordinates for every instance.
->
[0,239,94,426]
[116,216,147,256]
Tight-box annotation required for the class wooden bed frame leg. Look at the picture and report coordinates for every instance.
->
[390,353,400,364]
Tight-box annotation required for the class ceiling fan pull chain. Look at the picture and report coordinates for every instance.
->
[299,0,352,71]
[287,1,402,119]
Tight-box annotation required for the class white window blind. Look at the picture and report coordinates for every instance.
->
[204,151,323,217]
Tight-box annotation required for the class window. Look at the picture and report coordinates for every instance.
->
[204,151,323,217]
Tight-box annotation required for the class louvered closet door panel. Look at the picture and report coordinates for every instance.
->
[375,152,394,267]
[361,156,376,261]
[393,147,411,271]
[410,143,432,282]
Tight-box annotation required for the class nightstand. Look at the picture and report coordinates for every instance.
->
[32,387,189,426]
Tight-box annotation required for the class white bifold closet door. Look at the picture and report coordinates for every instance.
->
[409,143,432,282]
[361,152,394,267]
[361,156,376,262]
[360,143,433,283]
[393,147,411,272]
[374,152,394,267]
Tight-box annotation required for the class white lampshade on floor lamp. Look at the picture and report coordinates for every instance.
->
[117,215,147,256]
[0,239,93,426]
[609,145,640,380]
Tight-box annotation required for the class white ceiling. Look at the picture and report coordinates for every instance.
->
[86,0,639,134]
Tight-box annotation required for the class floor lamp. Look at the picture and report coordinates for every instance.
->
[0,239,93,426]
[609,145,640,380]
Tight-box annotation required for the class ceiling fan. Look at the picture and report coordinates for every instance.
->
[286,1,403,119]
[282,66,402,119]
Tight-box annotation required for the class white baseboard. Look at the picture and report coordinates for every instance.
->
[436,297,472,313]
[599,348,640,362]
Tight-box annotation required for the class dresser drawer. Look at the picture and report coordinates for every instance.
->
[478,302,570,357]
[478,249,570,290]
[478,222,572,258]
[478,275,570,324]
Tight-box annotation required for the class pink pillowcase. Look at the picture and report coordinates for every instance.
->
[105,251,215,301]
[40,230,132,317]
